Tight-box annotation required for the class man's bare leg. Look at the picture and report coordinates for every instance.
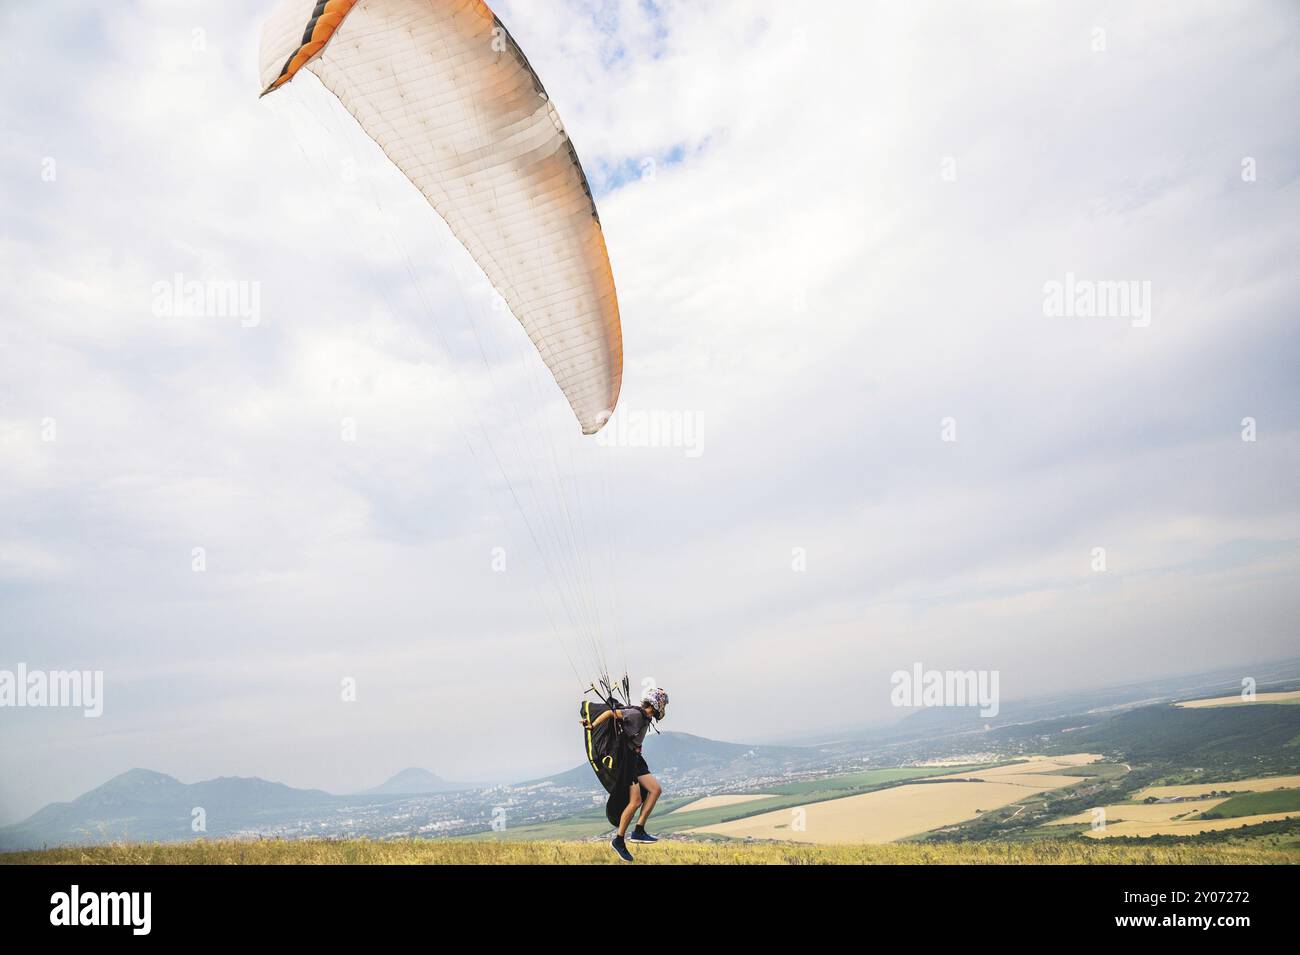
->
[618,783,641,837]
[636,774,662,827]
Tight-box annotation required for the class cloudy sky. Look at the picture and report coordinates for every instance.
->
[1,0,1297,822]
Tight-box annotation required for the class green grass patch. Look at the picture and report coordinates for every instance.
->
[1198,788,1300,819]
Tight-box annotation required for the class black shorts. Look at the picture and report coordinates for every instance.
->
[633,753,650,779]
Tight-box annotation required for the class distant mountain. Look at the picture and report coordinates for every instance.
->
[530,730,819,792]
[646,730,811,774]
[0,729,818,851]
[365,768,470,795]
[0,768,338,851]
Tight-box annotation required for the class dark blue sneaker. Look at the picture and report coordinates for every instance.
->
[610,835,634,862]
[628,827,658,844]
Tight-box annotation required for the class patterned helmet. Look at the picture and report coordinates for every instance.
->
[641,687,669,720]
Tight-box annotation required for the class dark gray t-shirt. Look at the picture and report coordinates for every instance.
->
[618,708,649,748]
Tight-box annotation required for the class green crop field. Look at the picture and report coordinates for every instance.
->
[1198,789,1300,819]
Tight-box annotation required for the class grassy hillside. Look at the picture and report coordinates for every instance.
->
[1075,703,1300,766]
[4,837,1296,865]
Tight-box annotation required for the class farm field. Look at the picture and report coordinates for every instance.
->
[1046,773,1300,837]
[481,765,989,840]
[670,794,773,813]
[1135,774,1300,800]
[687,754,1104,844]
[1049,800,1228,826]
[1205,789,1300,818]
[1078,811,1299,838]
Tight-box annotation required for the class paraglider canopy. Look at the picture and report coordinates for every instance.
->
[258,0,623,435]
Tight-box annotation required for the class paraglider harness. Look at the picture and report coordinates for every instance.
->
[580,675,657,827]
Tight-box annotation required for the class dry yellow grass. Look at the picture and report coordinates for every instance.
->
[1176,690,1300,708]
[688,754,1100,844]
[670,794,773,814]
[1136,775,1300,800]
[3,838,1296,865]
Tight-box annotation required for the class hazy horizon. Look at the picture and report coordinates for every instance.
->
[5,650,1298,822]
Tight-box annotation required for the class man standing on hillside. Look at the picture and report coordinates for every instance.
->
[584,687,669,862]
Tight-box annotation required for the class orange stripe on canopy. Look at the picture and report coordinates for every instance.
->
[262,0,360,95]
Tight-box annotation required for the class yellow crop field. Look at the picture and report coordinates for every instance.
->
[1082,812,1299,839]
[1135,775,1300,800]
[1175,690,1300,708]
[930,753,1103,782]
[687,754,1099,844]
[670,794,773,814]
[1049,800,1227,826]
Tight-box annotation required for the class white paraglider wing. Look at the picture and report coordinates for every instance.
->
[259,0,622,434]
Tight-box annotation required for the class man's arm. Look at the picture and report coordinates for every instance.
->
[583,709,618,730]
